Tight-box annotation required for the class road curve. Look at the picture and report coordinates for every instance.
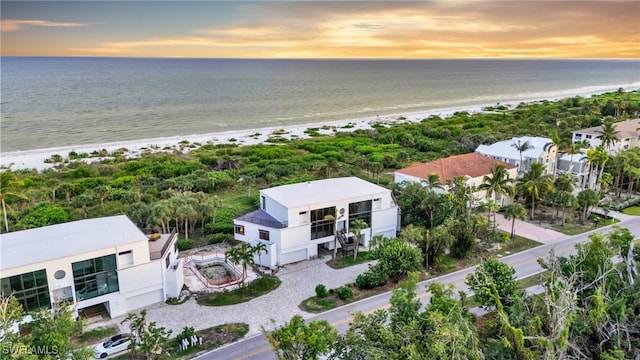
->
[198,217,640,360]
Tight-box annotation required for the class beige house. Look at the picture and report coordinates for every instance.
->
[394,152,517,206]
[572,119,640,155]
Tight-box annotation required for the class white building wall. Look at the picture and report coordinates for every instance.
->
[261,195,288,222]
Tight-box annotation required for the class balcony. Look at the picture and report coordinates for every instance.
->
[145,228,178,260]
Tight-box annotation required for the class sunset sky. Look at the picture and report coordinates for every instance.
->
[2,1,639,58]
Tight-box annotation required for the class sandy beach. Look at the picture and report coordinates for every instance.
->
[0,87,635,172]
[0,103,485,172]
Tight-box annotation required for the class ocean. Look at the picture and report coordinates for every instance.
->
[1,57,639,152]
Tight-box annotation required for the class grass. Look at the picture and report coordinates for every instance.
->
[74,325,119,346]
[299,282,398,313]
[167,323,249,359]
[196,275,281,306]
[326,251,374,269]
[494,236,543,258]
[622,206,640,216]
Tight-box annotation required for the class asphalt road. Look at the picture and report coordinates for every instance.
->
[197,217,640,360]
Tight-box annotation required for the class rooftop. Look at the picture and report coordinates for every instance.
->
[395,153,516,183]
[236,209,287,228]
[1,215,146,271]
[475,136,554,160]
[261,177,391,208]
[574,119,640,138]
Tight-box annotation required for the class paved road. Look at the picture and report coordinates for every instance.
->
[199,217,640,360]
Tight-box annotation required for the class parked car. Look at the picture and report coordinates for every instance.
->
[94,333,131,358]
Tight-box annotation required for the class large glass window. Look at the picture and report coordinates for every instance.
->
[72,254,119,301]
[349,200,372,228]
[1,270,51,312]
[310,206,336,240]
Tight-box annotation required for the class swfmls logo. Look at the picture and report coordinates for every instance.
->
[1,343,59,356]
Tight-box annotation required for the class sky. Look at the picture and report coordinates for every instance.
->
[1,1,639,59]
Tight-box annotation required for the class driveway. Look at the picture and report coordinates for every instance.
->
[494,213,566,244]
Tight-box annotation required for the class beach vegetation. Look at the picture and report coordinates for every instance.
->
[2,90,639,245]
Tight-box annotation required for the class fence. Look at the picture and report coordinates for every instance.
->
[183,252,246,289]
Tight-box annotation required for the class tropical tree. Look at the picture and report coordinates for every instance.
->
[350,218,368,260]
[265,315,338,360]
[548,130,566,179]
[424,173,444,191]
[596,119,620,153]
[516,162,553,220]
[502,203,527,240]
[466,258,521,310]
[478,164,514,207]
[252,242,268,273]
[513,139,531,175]
[576,188,601,223]
[225,242,255,284]
[1,171,28,232]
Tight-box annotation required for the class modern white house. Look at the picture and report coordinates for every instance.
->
[233,177,400,268]
[394,152,517,206]
[0,215,183,319]
[572,119,640,155]
[475,136,557,176]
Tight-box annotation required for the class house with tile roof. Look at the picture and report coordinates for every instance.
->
[571,119,640,155]
[475,136,557,176]
[233,177,399,268]
[0,215,183,320]
[394,152,517,205]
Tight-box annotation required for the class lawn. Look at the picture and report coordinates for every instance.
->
[196,275,281,306]
[493,236,543,258]
[326,251,374,269]
[622,206,640,216]
[73,325,119,347]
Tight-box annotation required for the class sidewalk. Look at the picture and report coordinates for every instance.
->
[494,213,566,244]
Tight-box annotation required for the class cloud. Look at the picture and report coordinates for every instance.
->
[1,19,90,32]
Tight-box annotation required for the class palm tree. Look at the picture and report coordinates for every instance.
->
[478,164,514,206]
[1,171,26,232]
[513,139,531,175]
[565,141,586,175]
[226,243,254,285]
[350,219,368,261]
[596,119,620,153]
[151,200,172,233]
[502,203,527,241]
[548,130,566,179]
[516,162,554,220]
[252,242,268,273]
[424,173,444,191]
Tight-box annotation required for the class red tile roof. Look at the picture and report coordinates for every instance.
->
[395,153,516,183]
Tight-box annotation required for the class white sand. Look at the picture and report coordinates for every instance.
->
[1,86,636,172]
[0,103,484,172]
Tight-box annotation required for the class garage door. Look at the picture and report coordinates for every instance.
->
[125,290,163,311]
[280,249,307,265]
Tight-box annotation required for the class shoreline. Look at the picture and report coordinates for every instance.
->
[1,87,637,172]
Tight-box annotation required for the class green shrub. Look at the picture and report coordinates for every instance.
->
[177,238,194,251]
[177,326,196,343]
[315,284,328,298]
[355,265,386,289]
[208,233,234,244]
[336,286,353,300]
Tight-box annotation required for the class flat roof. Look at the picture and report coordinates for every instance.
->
[261,177,390,209]
[1,215,146,271]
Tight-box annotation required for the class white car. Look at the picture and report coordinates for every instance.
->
[94,333,131,359]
